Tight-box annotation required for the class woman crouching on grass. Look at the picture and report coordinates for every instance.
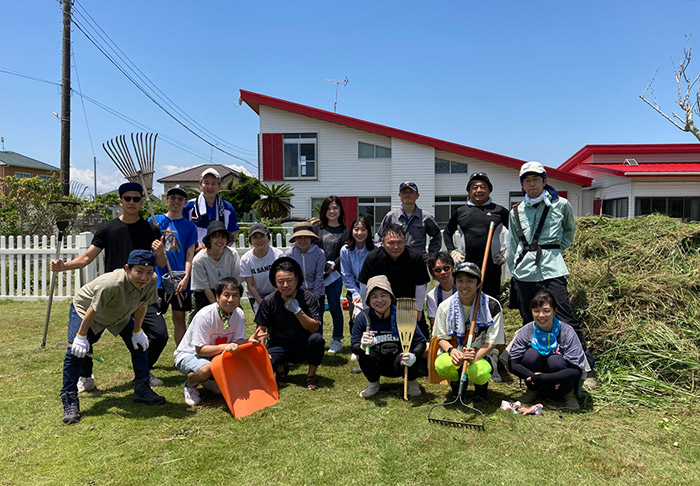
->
[350,276,426,399]
[508,290,585,411]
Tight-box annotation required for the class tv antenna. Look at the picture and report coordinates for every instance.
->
[325,76,349,113]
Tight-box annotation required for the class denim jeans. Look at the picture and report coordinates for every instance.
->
[324,277,344,341]
[61,304,150,394]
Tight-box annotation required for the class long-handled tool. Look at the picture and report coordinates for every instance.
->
[397,297,417,400]
[56,342,104,362]
[103,133,181,305]
[41,200,80,349]
[355,302,372,355]
[428,221,495,430]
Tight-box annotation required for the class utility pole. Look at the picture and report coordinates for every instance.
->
[60,0,72,197]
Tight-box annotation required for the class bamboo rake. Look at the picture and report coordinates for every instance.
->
[396,297,417,400]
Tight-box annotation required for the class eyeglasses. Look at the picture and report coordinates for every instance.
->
[122,196,142,202]
[433,266,452,274]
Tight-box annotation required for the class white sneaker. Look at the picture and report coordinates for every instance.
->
[201,379,221,395]
[77,375,96,394]
[350,353,358,362]
[149,371,164,387]
[359,381,380,398]
[328,340,342,354]
[183,384,201,406]
[407,380,422,397]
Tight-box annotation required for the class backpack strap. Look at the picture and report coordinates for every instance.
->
[513,202,560,270]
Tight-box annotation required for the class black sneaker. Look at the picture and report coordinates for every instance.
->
[132,377,166,405]
[61,391,81,424]
[473,383,489,404]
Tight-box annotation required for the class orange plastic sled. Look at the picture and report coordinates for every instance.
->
[210,342,279,418]
[428,336,452,385]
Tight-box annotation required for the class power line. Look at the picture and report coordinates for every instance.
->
[0,66,253,169]
[70,1,257,160]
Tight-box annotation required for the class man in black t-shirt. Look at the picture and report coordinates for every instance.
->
[254,257,325,390]
[358,223,431,337]
[51,182,169,392]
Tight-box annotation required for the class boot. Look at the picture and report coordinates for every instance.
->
[359,381,380,398]
[518,388,540,404]
[473,383,489,404]
[61,391,81,424]
[133,377,166,405]
[406,380,422,398]
[561,390,580,411]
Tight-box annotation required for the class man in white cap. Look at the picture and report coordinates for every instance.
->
[184,168,239,246]
[507,162,589,356]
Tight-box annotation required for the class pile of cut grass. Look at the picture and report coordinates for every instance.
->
[567,214,700,406]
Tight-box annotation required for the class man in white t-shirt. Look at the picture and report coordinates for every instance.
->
[191,221,241,316]
[240,223,284,314]
[174,277,265,405]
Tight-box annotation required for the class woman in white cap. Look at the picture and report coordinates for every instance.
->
[350,276,427,398]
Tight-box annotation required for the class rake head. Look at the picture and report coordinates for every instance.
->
[427,394,486,431]
[102,132,158,193]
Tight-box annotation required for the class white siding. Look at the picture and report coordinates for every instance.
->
[630,180,700,216]
[390,139,435,211]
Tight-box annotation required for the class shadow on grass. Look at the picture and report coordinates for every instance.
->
[82,394,198,420]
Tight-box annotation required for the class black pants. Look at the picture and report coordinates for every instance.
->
[267,333,326,369]
[358,349,418,383]
[80,303,169,377]
[512,276,587,350]
[482,263,503,300]
[520,348,578,396]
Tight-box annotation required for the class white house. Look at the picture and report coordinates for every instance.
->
[558,144,700,220]
[239,90,592,231]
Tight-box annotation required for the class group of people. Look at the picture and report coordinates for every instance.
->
[55,162,591,425]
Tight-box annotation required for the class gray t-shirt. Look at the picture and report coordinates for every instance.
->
[191,247,241,290]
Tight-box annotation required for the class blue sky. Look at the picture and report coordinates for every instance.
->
[2,0,699,196]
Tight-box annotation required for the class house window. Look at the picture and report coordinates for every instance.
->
[509,191,525,208]
[15,171,32,178]
[358,142,391,159]
[635,196,700,221]
[601,198,628,218]
[435,195,468,226]
[358,197,391,236]
[435,158,468,174]
[39,174,52,181]
[283,133,317,179]
[311,197,326,218]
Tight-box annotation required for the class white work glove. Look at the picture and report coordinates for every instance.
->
[132,330,150,352]
[360,331,375,349]
[401,352,417,367]
[284,298,302,315]
[450,250,466,264]
[71,335,90,358]
[493,252,506,266]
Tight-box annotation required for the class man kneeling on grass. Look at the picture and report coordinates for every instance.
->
[254,257,325,390]
[60,250,165,425]
[174,277,266,406]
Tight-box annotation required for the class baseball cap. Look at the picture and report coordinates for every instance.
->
[519,161,547,181]
[200,168,221,180]
[119,182,143,196]
[453,262,482,283]
[166,185,188,198]
[467,172,493,192]
[399,181,419,193]
[248,223,270,241]
[126,249,156,267]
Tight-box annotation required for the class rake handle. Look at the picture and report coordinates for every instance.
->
[459,221,496,388]
[404,366,409,400]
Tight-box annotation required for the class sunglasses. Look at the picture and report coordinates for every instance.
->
[122,196,142,203]
[470,172,487,178]
[433,265,452,274]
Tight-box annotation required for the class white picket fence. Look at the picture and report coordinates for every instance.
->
[0,231,296,301]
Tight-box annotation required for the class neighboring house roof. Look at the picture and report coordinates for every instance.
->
[239,90,592,187]
[157,164,240,183]
[0,151,60,171]
[558,144,700,173]
[590,163,700,177]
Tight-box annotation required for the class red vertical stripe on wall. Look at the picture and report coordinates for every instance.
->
[261,133,283,181]
[559,191,568,199]
[339,197,358,224]
[593,199,602,216]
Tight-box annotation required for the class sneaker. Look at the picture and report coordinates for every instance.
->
[183,384,201,406]
[77,375,95,394]
[149,371,164,387]
[561,391,581,411]
[350,364,362,374]
[490,361,502,383]
[350,353,358,362]
[61,391,81,424]
[359,381,380,398]
[473,384,489,404]
[201,379,221,395]
[583,376,599,391]
[518,388,540,404]
[407,380,422,398]
[132,377,166,405]
[328,340,342,354]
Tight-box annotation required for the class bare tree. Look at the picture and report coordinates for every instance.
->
[640,35,700,142]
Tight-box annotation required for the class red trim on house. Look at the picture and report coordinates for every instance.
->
[559,144,700,172]
[593,199,602,216]
[589,162,700,175]
[261,133,283,181]
[338,196,357,224]
[558,191,568,199]
[239,90,592,187]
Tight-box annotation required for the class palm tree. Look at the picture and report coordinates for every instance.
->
[252,182,294,219]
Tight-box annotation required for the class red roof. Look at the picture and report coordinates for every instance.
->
[559,143,700,172]
[588,163,700,176]
[239,90,592,187]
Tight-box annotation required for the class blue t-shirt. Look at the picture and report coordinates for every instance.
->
[149,214,198,290]
[183,195,239,244]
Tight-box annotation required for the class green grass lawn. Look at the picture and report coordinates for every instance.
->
[1,299,699,485]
